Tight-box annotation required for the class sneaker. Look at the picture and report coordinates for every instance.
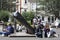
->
[2,34,5,37]
[54,34,58,38]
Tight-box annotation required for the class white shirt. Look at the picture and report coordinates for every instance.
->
[33,18,37,23]
[55,19,59,26]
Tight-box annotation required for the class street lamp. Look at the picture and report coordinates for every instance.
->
[20,0,22,14]
[36,0,37,17]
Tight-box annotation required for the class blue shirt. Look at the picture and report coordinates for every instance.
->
[6,26,14,33]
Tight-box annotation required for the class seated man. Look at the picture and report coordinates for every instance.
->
[35,23,43,38]
[0,24,14,36]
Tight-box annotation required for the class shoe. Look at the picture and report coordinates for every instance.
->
[2,34,5,37]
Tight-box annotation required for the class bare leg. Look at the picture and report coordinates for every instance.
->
[47,32,51,38]
[54,34,58,37]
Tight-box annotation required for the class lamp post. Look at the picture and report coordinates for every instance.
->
[20,0,22,14]
[36,0,37,17]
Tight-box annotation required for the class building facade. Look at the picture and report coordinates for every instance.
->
[16,0,56,23]
[16,0,36,13]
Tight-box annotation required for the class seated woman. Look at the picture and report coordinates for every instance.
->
[44,23,50,38]
[44,23,58,38]
[0,24,14,36]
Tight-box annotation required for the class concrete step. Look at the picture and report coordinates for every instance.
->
[9,28,60,37]
[8,32,35,37]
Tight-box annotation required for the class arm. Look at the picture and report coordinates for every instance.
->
[3,29,9,32]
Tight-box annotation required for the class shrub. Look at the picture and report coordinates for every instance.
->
[22,11,35,25]
[22,11,34,21]
[0,10,10,22]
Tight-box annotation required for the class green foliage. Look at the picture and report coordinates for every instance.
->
[22,11,34,25]
[27,21,31,25]
[22,11,34,21]
[38,0,60,17]
[0,10,10,22]
[0,0,15,12]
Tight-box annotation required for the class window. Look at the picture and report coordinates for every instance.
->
[24,9,27,12]
[16,0,19,3]
[48,17,50,22]
[42,17,44,21]
[25,0,27,4]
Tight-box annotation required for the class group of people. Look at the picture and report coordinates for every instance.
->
[16,24,26,32]
[33,17,58,38]
[0,23,27,37]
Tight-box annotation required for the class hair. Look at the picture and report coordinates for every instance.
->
[9,23,12,27]
[45,23,49,29]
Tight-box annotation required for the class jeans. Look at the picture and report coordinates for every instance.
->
[0,32,10,36]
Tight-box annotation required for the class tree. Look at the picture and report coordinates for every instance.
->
[45,0,60,17]
[22,11,34,25]
[22,11,34,21]
[38,0,60,17]
[0,10,10,22]
[0,0,16,12]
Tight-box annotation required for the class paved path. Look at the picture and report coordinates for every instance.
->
[0,37,60,40]
[9,32,35,37]
[0,28,60,40]
[9,28,60,37]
